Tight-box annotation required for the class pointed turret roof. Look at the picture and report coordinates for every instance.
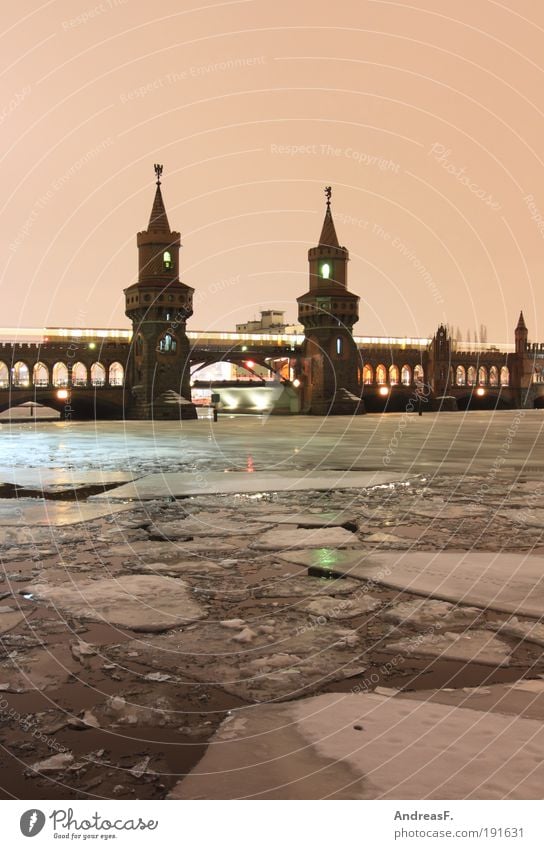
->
[147,163,171,232]
[148,184,171,232]
[318,205,340,248]
[517,310,527,330]
[317,187,341,248]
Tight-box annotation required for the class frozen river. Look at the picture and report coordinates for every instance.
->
[2,409,544,800]
[0,410,543,479]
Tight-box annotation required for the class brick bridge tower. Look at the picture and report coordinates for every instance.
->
[296,187,363,414]
[124,165,197,420]
[428,324,452,396]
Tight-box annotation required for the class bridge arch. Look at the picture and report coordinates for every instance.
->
[33,362,49,386]
[362,364,373,384]
[389,364,399,385]
[414,364,424,383]
[0,361,9,387]
[401,364,411,385]
[72,361,88,386]
[467,366,477,386]
[52,362,68,387]
[478,365,487,385]
[489,365,499,386]
[13,361,30,387]
[376,364,387,384]
[456,365,466,386]
[109,362,124,386]
[500,365,510,386]
[91,362,106,386]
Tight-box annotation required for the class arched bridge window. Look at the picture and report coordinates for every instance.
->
[401,364,411,385]
[91,363,106,386]
[158,333,177,354]
[500,366,510,386]
[335,337,343,356]
[33,362,49,387]
[478,366,487,385]
[0,361,8,388]
[363,364,373,385]
[389,365,399,385]
[456,365,466,386]
[52,362,68,387]
[376,364,387,384]
[163,250,172,270]
[12,362,29,387]
[72,362,87,386]
[109,362,124,386]
[467,366,477,386]
[414,364,424,384]
[489,366,499,386]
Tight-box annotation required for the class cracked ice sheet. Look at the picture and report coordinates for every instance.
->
[0,499,134,527]
[385,629,512,666]
[90,470,405,501]
[383,599,483,629]
[0,468,138,490]
[22,575,207,632]
[170,692,544,799]
[104,618,367,702]
[279,549,544,619]
[400,682,544,723]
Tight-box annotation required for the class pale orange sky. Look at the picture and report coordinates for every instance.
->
[2,0,544,343]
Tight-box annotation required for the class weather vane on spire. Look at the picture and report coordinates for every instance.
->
[154,163,163,186]
[324,185,332,209]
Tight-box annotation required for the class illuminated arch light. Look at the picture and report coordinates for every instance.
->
[33,362,49,387]
[376,364,387,385]
[72,362,88,386]
[52,362,68,388]
[12,361,30,387]
[90,362,106,387]
[109,362,124,387]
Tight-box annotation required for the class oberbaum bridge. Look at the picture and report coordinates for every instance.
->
[1,166,543,420]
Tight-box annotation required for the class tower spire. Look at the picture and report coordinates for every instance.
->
[318,185,340,248]
[148,163,170,232]
[517,310,527,330]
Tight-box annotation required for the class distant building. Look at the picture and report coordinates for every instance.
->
[236,310,303,335]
